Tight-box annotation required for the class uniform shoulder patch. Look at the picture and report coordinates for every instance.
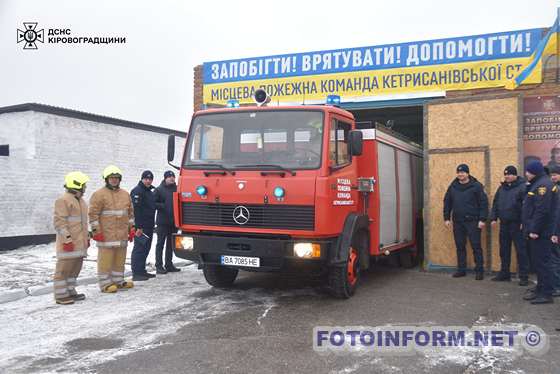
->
[538,186,547,196]
[553,185,558,192]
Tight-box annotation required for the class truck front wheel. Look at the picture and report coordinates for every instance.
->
[329,247,360,298]
[203,265,239,288]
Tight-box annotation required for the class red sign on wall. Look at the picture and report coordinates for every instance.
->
[523,96,560,170]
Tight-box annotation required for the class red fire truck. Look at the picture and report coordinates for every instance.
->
[168,90,423,298]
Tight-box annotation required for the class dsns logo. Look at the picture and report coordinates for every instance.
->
[17,22,44,50]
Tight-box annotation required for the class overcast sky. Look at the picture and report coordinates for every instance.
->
[0,0,558,131]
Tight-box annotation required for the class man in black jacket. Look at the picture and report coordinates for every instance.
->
[489,166,529,285]
[548,165,560,296]
[154,170,180,274]
[443,164,489,280]
[130,170,157,281]
[522,160,554,304]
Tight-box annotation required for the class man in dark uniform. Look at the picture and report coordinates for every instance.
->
[489,166,529,286]
[130,170,157,281]
[548,165,560,296]
[522,161,554,304]
[444,164,489,280]
[154,170,181,274]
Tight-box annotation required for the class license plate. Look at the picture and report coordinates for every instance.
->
[221,255,260,268]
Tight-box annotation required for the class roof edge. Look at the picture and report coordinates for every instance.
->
[0,103,187,137]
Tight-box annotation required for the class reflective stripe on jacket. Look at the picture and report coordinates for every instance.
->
[89,186,134,247]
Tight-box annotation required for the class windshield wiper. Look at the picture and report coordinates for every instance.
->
[186,163,235,175]
[234,164,296,176]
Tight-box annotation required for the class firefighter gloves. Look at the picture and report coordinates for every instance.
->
[62,242,75,252]
[128,228,136,242]
[92,233,105,242]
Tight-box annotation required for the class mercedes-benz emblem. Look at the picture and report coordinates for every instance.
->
[233,206,250,225]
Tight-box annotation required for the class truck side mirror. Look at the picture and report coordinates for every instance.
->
[167,134,175,162]
[167,134,180,170]
[349,130,363,156]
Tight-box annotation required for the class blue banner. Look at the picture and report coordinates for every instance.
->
[203,28,544,84]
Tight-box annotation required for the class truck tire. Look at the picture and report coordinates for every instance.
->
[329,246,360,299]
[203,265,238,288]
[353,230,370,270]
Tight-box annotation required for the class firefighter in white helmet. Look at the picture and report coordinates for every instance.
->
[53,171,90,305]
[89,165,135,292]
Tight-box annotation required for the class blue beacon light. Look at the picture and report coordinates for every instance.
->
[226,99,240,108]
[273,186,285,199]
[196,185,208,196]
[326,95,341,106]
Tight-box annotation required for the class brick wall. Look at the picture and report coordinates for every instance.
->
[194,65,204,111]
[0,110,185,241]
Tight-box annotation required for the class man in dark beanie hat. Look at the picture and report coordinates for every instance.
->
[489,166,529,285]
[522,160,554,304]
[130,170,157,281]
[456,163,469,174]
[444,163,489,280]
[154,170,181,274]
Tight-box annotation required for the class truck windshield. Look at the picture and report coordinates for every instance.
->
[184,110,324,170]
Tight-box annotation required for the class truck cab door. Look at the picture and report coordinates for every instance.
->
[325,116,360,225]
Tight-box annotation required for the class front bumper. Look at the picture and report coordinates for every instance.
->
[173,232,334,272]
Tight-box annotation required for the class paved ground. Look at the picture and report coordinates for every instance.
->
[1,255,558,374]
[95,264,559,374]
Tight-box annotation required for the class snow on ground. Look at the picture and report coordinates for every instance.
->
[0,262,280,373]
[0,241,167,293]
[337,316,535,374]
[0,245,544,374]
[0,242,267,372]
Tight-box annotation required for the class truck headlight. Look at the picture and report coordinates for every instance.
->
[294,242,321,258]
[175,236,194,250]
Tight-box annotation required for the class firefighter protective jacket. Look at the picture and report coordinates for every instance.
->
[89,186,134,247]
[54,192,89,258]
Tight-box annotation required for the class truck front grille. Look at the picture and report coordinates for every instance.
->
[182,202,315,231]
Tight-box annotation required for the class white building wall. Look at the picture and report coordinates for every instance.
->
[0,110,185,239]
